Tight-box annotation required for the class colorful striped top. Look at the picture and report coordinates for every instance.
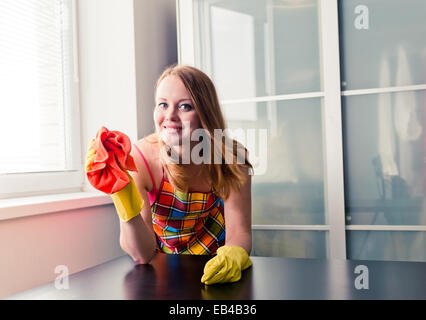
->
[133,144,226,255]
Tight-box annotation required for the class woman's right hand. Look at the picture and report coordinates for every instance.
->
[85,127,144,221]
[85,126,138,194]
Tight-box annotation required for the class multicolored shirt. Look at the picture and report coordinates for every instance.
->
[134,144,226,255]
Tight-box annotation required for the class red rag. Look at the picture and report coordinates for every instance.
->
[86,126,138,194]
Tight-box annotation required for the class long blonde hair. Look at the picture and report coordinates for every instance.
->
[150,64,253,200]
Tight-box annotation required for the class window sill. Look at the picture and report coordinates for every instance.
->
[0,191,112,221]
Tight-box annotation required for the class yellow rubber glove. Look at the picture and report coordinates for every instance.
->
[85,138,144,222]
[201,245,252,285]
[109,173,144,222]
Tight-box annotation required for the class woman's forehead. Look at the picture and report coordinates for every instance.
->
[156,75,190,99]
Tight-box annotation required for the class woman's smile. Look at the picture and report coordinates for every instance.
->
[162,124,184,138]
[163,125,182,131]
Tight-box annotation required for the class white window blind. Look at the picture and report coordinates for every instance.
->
[0,0,82,198]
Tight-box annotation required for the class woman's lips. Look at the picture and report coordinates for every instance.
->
[163,125,182,134]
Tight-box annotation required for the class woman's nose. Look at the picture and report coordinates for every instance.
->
[165,104,179,120]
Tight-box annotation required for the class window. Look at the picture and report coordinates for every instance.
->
[0,0,82,198]
[177,0,426,262]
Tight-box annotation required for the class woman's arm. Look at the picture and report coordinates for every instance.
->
[119,190,157,264]
[223,166,252,254]
[201,167,252,284]
[119,145,158,264]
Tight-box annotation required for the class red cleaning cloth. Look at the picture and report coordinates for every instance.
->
[86,126,138,194]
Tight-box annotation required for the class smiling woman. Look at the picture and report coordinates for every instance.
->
[86,64,255,285]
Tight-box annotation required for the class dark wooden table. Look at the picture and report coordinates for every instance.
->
[6,254,426,300]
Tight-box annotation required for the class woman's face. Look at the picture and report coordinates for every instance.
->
[154,75,202,147]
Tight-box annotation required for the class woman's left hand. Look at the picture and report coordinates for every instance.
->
[201,245,252,285]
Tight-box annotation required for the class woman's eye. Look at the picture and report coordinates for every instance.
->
[179,104,193,111]
[158,102,167,108]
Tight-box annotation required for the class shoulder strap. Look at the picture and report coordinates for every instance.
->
[133,143,158,194]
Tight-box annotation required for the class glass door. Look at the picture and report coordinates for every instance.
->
[339,0,426,261]
[177,0,346,259]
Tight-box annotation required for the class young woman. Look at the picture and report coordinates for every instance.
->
[87,65,253,284]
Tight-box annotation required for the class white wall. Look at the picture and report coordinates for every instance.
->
[0,205,122,299]
[0,0,177,299]
[133,0,178,138]
[78,0,139,169]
